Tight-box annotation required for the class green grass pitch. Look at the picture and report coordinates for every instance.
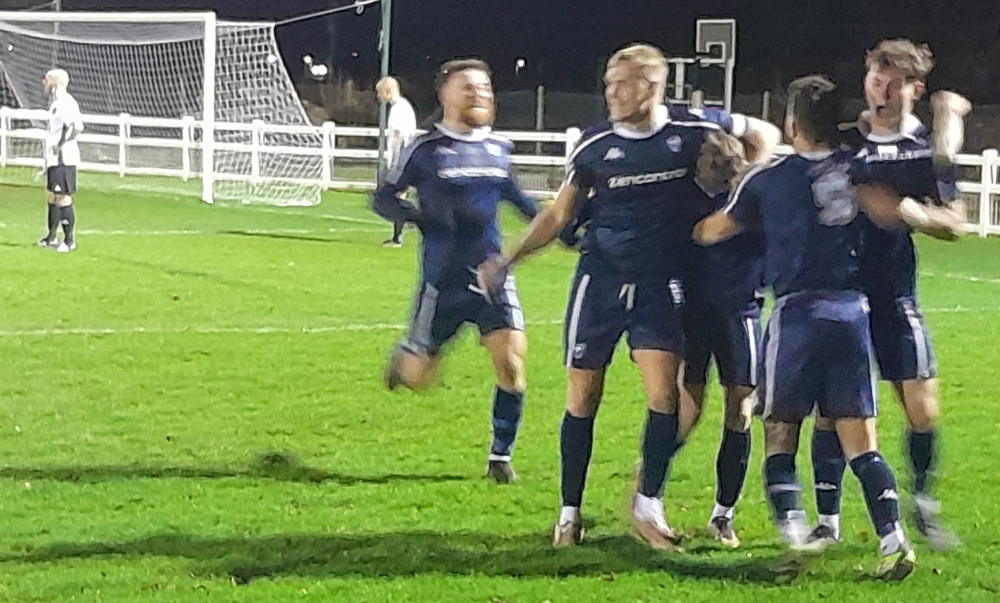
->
[0,173,999,601]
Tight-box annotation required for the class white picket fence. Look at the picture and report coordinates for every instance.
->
[1,106,998,236]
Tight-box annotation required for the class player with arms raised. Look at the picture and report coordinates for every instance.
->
[371,59,538,483]
[808,39,966,550]
[696,75,916,580]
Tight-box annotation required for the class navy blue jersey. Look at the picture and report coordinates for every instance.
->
[372,125,538,286]
[726,150,863,299]
[665,106,763,308]
[848,126,950,301]
[566,110,724,280]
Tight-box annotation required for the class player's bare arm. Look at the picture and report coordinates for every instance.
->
[476,181,580,290]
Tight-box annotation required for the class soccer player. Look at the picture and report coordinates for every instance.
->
[670,106,773,549]
[371,59,538,483]
[37,68,83,253]
[477,44,777,549]
[808,39,965,550]
[695,75,916,580]
[376,76,418,248]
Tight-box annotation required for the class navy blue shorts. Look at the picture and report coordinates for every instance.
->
[759,291,878,423]
[562,264,685,370]
[869,295,937,382]
[683,296,762,388]
[406,276,524,355]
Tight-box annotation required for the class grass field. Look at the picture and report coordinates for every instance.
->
[1,175,1000,602]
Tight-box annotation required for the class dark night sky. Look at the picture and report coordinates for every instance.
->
[48,0,1000,111]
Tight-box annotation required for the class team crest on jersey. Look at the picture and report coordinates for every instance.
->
[603,147,625,161]
[666,135,683,152]
[485,143,503,157]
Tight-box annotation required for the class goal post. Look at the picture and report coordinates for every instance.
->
[0,10,323,206]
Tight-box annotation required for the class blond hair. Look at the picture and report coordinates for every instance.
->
[375,76,399,96]
[45,68,69,88]
[607,44,668,86]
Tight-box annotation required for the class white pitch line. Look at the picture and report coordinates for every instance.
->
[0,310,991,339]
[241,206,383,225]
[922,272,1000,286]
[67,227,385,236]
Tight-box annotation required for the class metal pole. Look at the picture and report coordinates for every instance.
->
[534,84,544,155]
[51,0,61,68]
[376,0,391,180]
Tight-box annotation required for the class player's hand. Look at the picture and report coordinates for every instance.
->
[475,255,509,305]
[855,183,906,230]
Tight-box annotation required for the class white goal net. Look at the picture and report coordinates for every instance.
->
[0,11,323,205]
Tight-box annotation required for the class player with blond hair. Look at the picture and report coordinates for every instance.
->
[37,68,83,253]
[478,43,778,548]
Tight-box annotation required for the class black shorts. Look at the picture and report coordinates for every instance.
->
[562,263,685,370]
[46,165,77,196]
[406,277,524,356]
[683,296,763,388]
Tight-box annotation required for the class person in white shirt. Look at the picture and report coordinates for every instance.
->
[38,68,83,253]
[376,76,417,247]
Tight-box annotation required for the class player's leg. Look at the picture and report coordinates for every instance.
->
[554,268,623,545]
[481,327,526,483]
[836,418,915,581]
[823,303,915,580]
[707,301,759,546]
[383,282,455,391]
[474,272,528,483]
[808,414,845,547]
[54,166,77,253]
[758,299,814,548]
[39,168,61,247]
[627,280,686,549]
[678,299,713,440]
[632,348,684,548]
[382,221,404,247]
[554,367,607,546]
[882,296,956,548]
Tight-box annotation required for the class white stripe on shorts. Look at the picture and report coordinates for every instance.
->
[564,274,591,368]
[744,316,758,387]
[762,299,786,419]
[903,304,930,378]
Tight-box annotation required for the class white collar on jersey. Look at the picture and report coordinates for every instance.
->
[435,123,492,141]
[864,113,923,143]
[796,149,835,160]
[611,104,670,139]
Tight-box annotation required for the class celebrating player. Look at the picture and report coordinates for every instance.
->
[371,59,538,483]
[696,75,916,580]
[478,43,777,549]
[809,39,966,550]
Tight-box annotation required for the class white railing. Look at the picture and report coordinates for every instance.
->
[1,106,997,236]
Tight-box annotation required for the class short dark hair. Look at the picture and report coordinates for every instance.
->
[436,58,492,92]
[865,38,934,81]
[786,75,842,145]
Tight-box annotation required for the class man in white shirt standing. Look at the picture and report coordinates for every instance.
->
[376,76,417,247]
[38,68,83,253]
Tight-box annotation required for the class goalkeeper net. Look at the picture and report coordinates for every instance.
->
[0,12,323,206]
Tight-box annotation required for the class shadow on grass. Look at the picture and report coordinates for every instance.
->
[0,451,466,486]
[220,230,338,244]
[0,531,807,585]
